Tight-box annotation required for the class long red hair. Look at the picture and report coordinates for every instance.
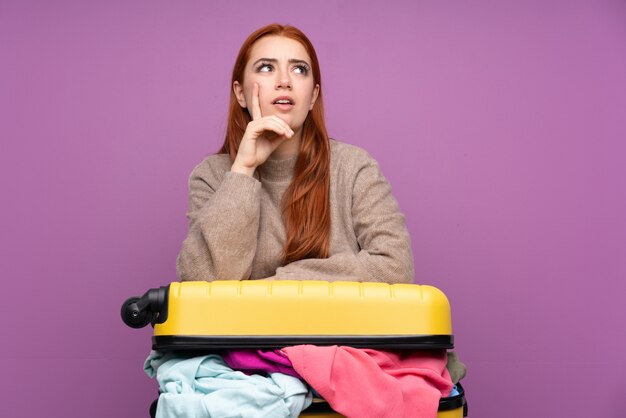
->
[220,24,330,264]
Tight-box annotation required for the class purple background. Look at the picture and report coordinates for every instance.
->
[2,1,625,417]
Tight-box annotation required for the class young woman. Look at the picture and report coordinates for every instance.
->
[176,24,415,283]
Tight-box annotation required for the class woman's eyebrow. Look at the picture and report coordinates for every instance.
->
[252,58,311,67]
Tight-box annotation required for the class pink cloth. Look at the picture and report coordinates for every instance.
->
[222,349,302,379]
[282,345,453,418]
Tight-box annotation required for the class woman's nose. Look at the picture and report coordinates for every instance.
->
[275,70,292,89]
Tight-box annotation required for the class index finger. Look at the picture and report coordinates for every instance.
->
[250,83,262,120]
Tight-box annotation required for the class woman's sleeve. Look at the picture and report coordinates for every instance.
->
[176,165,262,281]
[272,153,415,283]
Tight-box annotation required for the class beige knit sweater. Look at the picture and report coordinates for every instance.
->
[176,139,415,283]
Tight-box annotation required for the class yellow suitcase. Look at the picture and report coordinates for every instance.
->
[122,280,467,417]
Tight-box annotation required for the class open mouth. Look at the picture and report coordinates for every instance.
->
[273,97,294,105]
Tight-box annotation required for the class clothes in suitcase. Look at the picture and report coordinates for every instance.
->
[122,280,468,417]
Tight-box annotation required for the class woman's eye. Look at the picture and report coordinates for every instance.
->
[293,65,308,75]
[258,64,273,72]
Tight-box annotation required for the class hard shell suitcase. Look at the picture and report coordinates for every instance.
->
[122,280,468,417]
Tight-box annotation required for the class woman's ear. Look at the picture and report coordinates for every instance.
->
[233,81,247,108]
[309,84,320,110]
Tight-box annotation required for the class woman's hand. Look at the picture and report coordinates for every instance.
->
[231,83,294,176]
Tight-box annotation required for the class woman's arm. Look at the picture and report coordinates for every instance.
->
[177,81,296,281]
[271,151,415,283]
[176,165,262,281]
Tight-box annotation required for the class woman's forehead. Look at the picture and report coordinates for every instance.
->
[248,36,311,64]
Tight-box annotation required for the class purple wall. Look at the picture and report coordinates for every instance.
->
[2,1,625,417]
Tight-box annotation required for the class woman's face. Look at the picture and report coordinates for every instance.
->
[234,36,320,131]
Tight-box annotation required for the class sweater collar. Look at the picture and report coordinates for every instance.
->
[258,154,298,182]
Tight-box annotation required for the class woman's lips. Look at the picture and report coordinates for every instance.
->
[273,102,294,111]
[272,96,295,111]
